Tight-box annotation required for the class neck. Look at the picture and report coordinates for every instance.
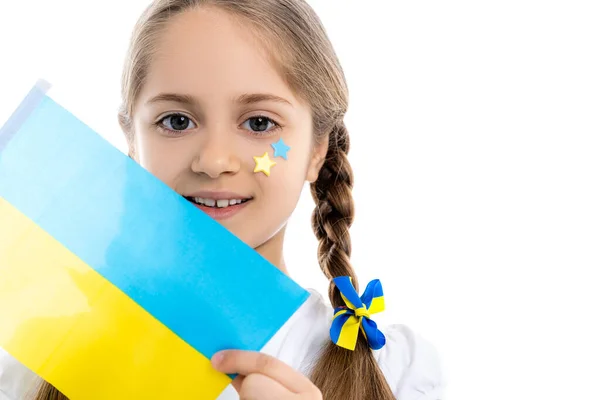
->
[255,225,289,276]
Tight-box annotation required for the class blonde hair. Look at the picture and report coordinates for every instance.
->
[34,1,395,399]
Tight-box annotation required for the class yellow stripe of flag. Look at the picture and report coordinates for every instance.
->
[0,196,230,399]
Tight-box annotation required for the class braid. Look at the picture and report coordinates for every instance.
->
[310,122,357,305]
[309,122,395,400]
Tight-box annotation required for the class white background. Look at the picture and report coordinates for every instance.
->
[1,1,599,399]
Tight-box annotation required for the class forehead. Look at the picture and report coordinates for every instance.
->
[142,7,299,107]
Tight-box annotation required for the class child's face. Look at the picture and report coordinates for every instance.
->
[129,8,326,257]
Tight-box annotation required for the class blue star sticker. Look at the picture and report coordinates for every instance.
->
[271,138,291,160]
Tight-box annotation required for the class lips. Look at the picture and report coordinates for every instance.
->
[185,197,251,221]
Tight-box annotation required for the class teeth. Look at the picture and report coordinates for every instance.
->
[194,197,216,207]
[191,197,246,208]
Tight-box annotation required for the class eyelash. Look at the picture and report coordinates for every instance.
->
[155,113,282,136]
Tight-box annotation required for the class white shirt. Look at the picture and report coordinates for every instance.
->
[0,289,444,399]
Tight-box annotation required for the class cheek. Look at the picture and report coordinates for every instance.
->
[255,140,311,205]
[270,158,307,191]
[251,163,304,244]
[239,135,308,179]
[133,133,191,188]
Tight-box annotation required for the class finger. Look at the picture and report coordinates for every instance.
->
[212,350,314,393]
[237,373,291,400]
[231,375,245,392]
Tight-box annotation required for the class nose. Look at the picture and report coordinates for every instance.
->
[190,128,241,179]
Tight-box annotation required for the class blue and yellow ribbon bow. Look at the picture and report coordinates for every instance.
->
[330,276,386,351]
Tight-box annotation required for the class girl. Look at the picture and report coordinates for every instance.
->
[0,0,443,399]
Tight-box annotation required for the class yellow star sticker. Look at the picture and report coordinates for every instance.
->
[253,152,277,177]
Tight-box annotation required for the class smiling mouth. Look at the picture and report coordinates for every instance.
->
[183,196,252,209]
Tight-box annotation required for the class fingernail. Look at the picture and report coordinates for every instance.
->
[212,351,225,366]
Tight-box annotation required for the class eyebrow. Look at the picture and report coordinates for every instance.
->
[236,93,293,107]
[146,92,293,107]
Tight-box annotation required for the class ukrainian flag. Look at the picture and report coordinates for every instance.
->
[0,81,309,399]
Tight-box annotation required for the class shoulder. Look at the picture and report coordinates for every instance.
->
[0,348,39,400]
[373,324,445,400]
